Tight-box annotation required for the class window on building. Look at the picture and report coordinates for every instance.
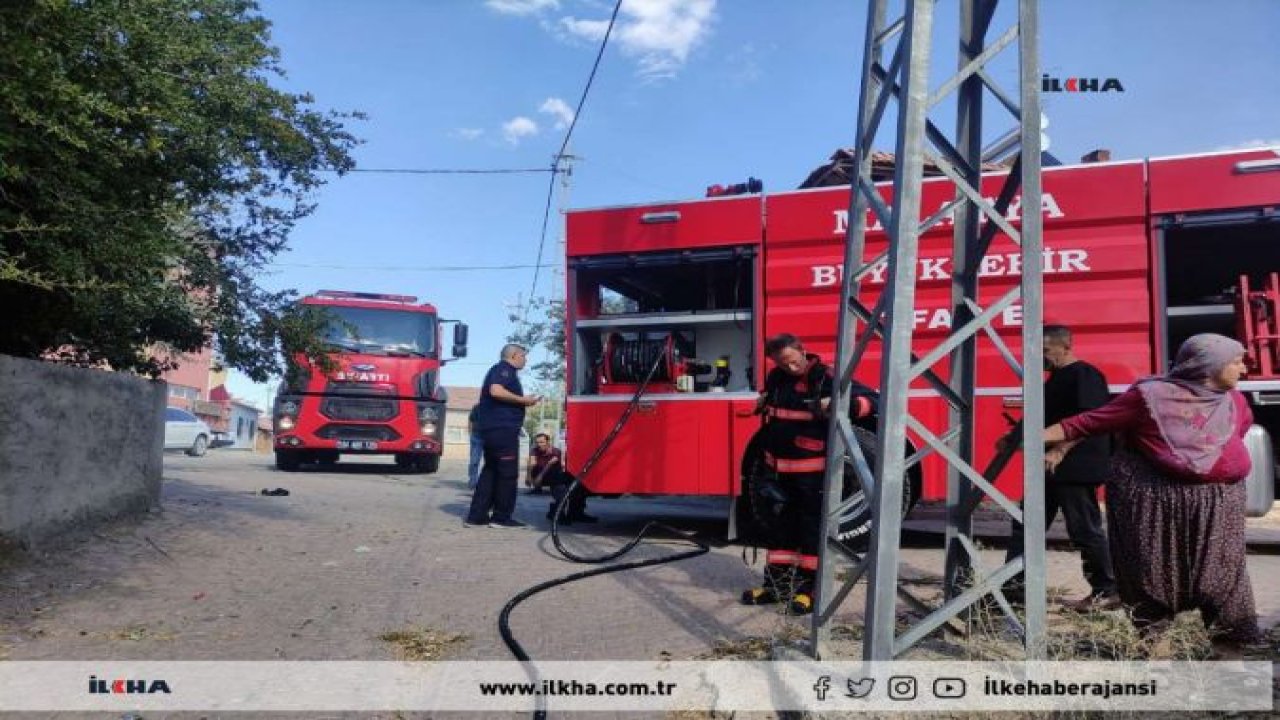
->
[445,427,467,444]
[168,385,199,401]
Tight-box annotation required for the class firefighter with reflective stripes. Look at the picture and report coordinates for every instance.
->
[740,333,878,615]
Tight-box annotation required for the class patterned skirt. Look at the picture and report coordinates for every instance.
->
[1105,451,1261,642]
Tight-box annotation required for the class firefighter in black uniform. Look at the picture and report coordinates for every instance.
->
[740,333,878,615]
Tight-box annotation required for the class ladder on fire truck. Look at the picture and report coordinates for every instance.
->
[813,0,1047,659]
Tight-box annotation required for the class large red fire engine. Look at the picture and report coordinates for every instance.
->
[564,148,1280,533]
[272,290,468,473]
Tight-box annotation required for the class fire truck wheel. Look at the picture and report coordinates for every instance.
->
[738,426,922,549]
[419,454,440,474]
[275,450,301,472]
[394,453,439,474]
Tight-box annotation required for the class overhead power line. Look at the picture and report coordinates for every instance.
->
[270,262,556,272]
[522,0,622,327]
[344,167,556,175]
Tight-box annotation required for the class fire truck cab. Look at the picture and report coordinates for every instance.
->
[564,147,1280,528]
[273,290,468,473]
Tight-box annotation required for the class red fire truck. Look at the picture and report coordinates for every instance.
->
[273,290,468,473]
[564,148,1280,536]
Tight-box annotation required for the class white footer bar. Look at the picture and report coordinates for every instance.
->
[0,661,1272,712]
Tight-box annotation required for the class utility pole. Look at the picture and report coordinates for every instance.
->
[811,0,1045,661]
[554,149,578,425]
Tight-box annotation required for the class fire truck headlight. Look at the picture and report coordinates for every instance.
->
[278,416,296,431]
[280,400,300,415]
[417,404,440,422]
[421,421,437,436]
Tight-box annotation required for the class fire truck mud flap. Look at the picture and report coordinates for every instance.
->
[738,425,923,549]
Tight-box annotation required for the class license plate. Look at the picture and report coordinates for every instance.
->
[336,440,378,450]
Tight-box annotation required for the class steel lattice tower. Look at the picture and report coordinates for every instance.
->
[811,0,1046,660]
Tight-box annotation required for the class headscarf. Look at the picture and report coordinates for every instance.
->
[1135,333,1244,476]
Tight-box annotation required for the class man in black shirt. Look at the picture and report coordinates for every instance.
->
[1004,325,1118,611]
[465,344,541,529]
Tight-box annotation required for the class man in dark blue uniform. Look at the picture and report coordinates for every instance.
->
[465,344,541,528]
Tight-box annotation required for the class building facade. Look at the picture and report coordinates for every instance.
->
[442,386,479,460]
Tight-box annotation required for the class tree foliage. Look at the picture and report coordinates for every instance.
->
[507,296,567,385]
[0,0,360,380]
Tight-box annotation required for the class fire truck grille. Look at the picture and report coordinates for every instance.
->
[315,424,401,442]
[321,396,398,422]
[326,382,393,396]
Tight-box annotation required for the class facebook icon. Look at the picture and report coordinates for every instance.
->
[813,675,832,701]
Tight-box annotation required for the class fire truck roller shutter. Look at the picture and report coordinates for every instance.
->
[738,424,923,548]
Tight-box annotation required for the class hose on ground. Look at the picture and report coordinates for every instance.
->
[498,349,711,720]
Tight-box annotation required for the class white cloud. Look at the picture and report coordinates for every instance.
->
[559,0,717,80]
[485,0,560,16]
[538,97,575,130]
[450,128,485,141]
[558,16,609,42]
[1213,139,1280,151]
[502,116,540,145]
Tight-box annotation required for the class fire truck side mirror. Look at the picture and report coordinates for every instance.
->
[452,323,469,359]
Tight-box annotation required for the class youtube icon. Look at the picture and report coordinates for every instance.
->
[933,678,967,699]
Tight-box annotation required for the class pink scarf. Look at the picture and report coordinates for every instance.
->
[1135,334,1243,476]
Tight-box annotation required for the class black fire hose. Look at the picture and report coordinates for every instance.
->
[497,350,711,720]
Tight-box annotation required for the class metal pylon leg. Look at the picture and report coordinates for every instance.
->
[811,0,1045,661]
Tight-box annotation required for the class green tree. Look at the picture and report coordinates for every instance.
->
[0,0,360,380]
[507,296,567,385]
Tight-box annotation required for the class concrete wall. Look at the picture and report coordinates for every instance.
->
[0,355,166,548]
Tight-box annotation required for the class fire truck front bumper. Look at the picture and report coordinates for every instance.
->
[274,431,442,455]
[273,398,446,455]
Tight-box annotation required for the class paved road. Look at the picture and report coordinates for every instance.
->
[1,450,1277,716]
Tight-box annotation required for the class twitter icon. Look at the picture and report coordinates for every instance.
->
[846,677,875,699]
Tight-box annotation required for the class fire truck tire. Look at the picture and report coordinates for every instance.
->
[419,454,440,474]
[739,426,922,549]
[275,450,301,472]
[394,453,439,474]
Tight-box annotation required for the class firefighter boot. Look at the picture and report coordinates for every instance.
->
[547,502,574,525]
[786,568,817,616]
[740,563,789,606]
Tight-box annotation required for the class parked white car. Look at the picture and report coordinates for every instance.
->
[164,407,211,457]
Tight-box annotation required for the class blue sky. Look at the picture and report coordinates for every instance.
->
[227,0,1280,408]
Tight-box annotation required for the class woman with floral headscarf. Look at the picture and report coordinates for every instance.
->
[1042,333,1261,655]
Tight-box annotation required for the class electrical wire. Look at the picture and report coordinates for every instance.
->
[343,167,555,175]
[521,0,624,328]
[269,262,556,272]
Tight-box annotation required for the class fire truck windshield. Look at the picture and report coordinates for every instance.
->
[320,306,436,357]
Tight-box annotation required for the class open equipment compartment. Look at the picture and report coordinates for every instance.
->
[568,245,757,397]
[1159,212,1280,377]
